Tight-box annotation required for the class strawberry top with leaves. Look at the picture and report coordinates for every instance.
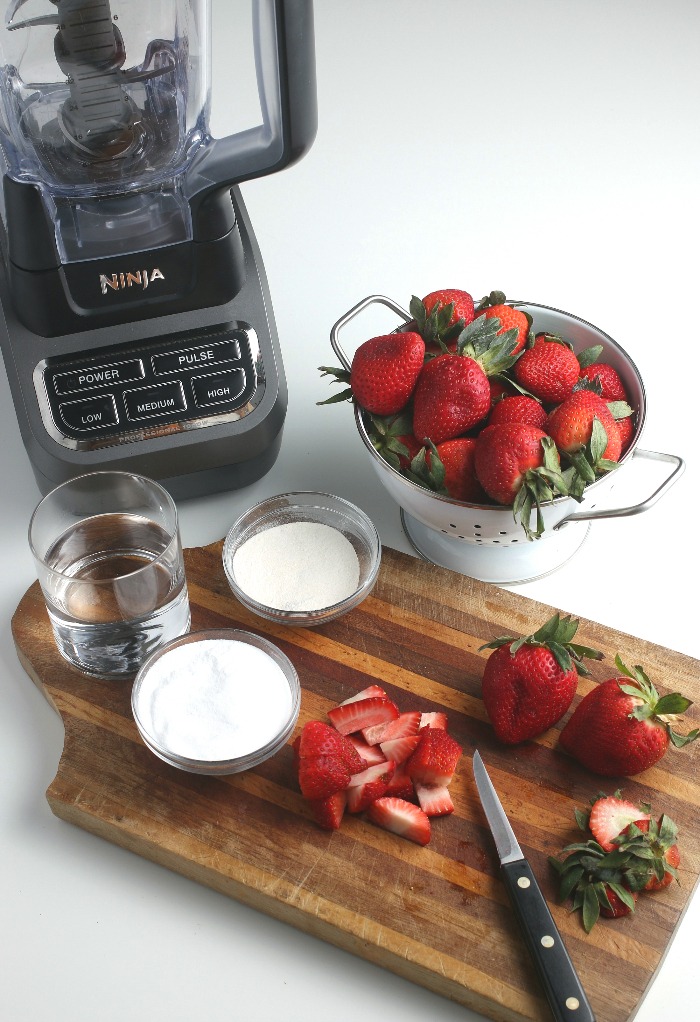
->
[412,289,475,352]
[318,331,425,416]
[405,437,488,503]
[475,291,532,354]
[480,613,603,744]
[560,656,699,776]
[545,389,624,497]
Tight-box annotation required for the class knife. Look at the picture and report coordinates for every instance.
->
[472,750,595,1022]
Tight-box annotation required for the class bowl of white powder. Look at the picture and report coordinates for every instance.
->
[222,491,381,626]
[131,629,301,774]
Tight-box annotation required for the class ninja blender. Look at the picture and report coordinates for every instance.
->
[0,0,316,497]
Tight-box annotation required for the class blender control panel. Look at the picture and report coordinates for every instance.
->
[35,325,262,450]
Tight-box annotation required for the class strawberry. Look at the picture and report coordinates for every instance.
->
[298,754,351,799]
[380,734,421,764]
[384,762,416,800]
[339,685,388,704]
[414,783,454,817]
[411,289,475,353]
[420,711,448,730]
[406,727,462,786]
[616,412,635,454]
[545,389,624,496]
[412,314,521,444]
[513,339,581,404]
[346,734,386,767]
[559,656,699,776]
[367,796,432,845]
[364,710,421,745]
[641,816,681,891]
[308,790,347,830]
[407,438,488,503]
[587,794,651,852]
[480,613,603,744]
[487,395,547,430]
[599,886,638,919]
[475,291,532,354]
[346,761,396,813]
[318,331,425,415]
[298,720,365,772]
[473,423,567,539]
[327,695,399,736]
[489,377,516,405]
[579,362,628,402]
[365,412,422,473]
[549,838,642,931]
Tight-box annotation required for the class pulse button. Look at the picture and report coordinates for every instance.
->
[192,369,246,409]
[152,338,241,375]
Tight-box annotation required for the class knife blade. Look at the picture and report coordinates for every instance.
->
[472,750,595,1022]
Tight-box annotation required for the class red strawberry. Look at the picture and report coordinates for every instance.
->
[587,794,651,852]
[406,727,462,786]
[414,783,454,817]
[410,288,475,353]
[475,291,531,354]
[488,395,547,430]
[346,734,386,767]
[384,762,416,800]
[473,423,567,538]
[545,390,623,495]
[424,438,489,503]
[367,796,432,845]
[616,413,635,454]
[420,711,448,730]
[513,339,580,403]
[599,885,638,919]
[480,613,603,744]
[422,288,476,328]
[339,685,388,704]
[308,790,347,830]
[559,657,699,776]
[412,352,491,443]
[327,695,399,736]
[346,761,396,813]
[298,754,351,799]
[319,332,425,415]
[298,721,365,773]
[489,377,516,405]
[363,710,421,745]
[579,362,628,402]
[380,734,421,764]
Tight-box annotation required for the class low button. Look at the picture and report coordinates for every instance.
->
[191,368,246,409]
[58,394,119,433]
[124,381,187,422]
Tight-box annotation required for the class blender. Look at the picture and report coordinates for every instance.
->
[0,0,317,497]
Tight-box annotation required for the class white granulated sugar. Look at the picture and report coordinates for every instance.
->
[231,520,360,611]
[135,638,293,761]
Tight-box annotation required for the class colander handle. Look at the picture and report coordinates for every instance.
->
[557,449,685,525]
[330,295,412,371]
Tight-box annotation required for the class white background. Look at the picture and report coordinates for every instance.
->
[1,2,698,1021]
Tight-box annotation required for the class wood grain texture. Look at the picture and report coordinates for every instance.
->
[12,542,700,1022]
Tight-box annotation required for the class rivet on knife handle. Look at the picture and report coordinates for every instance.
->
[472,751,595,1022]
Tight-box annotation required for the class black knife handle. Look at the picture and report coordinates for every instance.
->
[501,859,595,1022]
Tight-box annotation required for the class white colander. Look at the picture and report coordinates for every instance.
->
[330,295,684,584]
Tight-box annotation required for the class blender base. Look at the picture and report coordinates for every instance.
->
[400,510,591,585]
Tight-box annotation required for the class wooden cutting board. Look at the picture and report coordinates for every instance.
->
[11,542,700,1022]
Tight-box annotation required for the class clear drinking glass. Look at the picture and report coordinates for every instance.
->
[29,471,191,678]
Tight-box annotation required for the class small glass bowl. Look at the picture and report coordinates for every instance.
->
[222,491,382,627]
[131,629,301,775]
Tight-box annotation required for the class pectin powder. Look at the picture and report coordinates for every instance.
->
[230,520,360,611]
[134,637,294,761]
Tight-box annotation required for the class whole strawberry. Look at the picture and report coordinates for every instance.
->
[545,389,624,495]
[487,394,547,430]
[412,289,475,353]
[480,614,603,744]
[513,339,581,404]
[408,437,488,503]
[475,291,532,354]
[560,656,699,776]
[579,362,628,402]
[318,331,425,415]
[473,423,567,538]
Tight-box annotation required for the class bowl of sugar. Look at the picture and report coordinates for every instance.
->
[222,491,381,626]
[131,628,301,774]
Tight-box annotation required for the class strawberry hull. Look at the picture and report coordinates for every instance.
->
[331,297,684,584]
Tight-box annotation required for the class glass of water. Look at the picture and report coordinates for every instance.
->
[29,471,191,678]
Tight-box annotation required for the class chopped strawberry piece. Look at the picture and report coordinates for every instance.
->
[367,797,431,846]
[327,695,399,736]
[297,720,364,774]
[346,761,395,813]
[339,684,388,705]
[298,754,351,800]
[419,711,448,730]
[362,710,422,745]
[308,790,347,830]
[384,762,416,801]
[406,727,463,787]
[415,783,454,817]
[588,795,651,852]
[346,734,386,767]
[380,734,421,764]
[361,720,392,745]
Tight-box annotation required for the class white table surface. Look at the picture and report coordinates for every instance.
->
[2,2,698,1020]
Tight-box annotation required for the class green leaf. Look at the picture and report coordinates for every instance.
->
[589,417,608,465]
[317,387,354,405]
[607,400,633,420]
[549,640,573,673]
[654,693,692,715]
[582,885,601,932]
[577,344,604,369]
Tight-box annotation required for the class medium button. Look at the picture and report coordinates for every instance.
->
[53,358,145,395]
[152,338,241,375]
[191,369,246,409]
[124,381,187,422]
[58,394,119,432]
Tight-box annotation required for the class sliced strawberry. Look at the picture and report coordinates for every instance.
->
[327,695,399,736]
[308,790,347,830]
[361,720,393,745]
[364,711,421,746]
[339,684,388,705]
[297,720,364,774]
[384,762,416,801]
[588,795,651,852]
[419,711,448,730]
[346,734,386,767]
[298,754,351,800]
[414,783,454,818]
[406,727,463,787]
[379,734,421,764]
[367,796,431,846]
[346,761,395,813]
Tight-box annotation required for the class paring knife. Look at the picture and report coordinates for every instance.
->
[472,750,595,1022]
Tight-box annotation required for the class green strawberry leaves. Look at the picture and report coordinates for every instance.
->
[512,436,569,540]
[480,612,603,675]
[614,656,699,748]
[365,413,414,471]
[317,365,353,404]
[409,295,465,347]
